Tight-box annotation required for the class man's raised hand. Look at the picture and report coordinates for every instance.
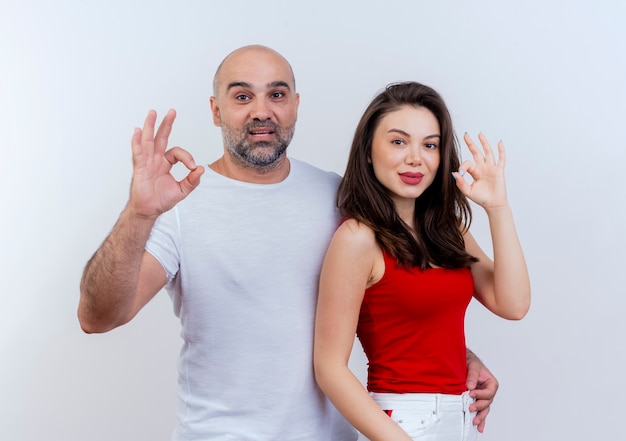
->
[129,109,204,218]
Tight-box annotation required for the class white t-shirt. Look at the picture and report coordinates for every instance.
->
[146,158,356,441]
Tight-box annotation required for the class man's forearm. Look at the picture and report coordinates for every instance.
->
[78,206,156,333]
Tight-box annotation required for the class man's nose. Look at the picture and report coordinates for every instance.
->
[251,97,272,120]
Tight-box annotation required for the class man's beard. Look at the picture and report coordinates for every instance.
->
[221,120,295,170]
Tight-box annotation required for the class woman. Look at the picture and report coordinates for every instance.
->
[313,82,530,441]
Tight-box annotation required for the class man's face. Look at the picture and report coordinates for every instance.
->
[211,48,300,170]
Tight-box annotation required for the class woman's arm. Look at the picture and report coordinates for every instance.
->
[465,216,530,319]
[454,133,530,320]
[314,220,412,441]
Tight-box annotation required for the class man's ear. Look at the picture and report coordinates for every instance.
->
[209,96,221,127]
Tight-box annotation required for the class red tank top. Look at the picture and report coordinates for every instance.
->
[357,250,474,394]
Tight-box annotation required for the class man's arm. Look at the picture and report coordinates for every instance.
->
[466,348,499,433]
[78,109,204,333]
[78,209,165,333]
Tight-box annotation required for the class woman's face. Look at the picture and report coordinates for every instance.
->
[370,105,441,211]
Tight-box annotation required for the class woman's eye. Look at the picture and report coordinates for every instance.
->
[425,143,438,149]
[392,139,405,146]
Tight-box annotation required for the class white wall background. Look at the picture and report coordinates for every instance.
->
[1,0,624,439]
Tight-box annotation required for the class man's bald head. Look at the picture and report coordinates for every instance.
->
[212,45,296,98]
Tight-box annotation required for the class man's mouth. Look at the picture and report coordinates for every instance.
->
[248,122,277,137]
[250,129,274,135]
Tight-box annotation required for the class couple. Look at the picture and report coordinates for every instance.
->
[79,45,529,440]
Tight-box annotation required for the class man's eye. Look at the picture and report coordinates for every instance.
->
[272,92,284,98]
[236,94,250,101]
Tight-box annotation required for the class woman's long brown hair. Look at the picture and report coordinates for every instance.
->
[338,82,477,269]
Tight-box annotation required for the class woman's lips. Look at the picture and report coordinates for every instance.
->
[399,172,424,185]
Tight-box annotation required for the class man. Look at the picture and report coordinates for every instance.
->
[79,45,497,440]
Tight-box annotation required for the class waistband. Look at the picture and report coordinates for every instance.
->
[370,391,474,413]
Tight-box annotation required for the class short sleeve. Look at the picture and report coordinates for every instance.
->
[145,207,181,283]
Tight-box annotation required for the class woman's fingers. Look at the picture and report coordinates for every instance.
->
[477,132,495,163]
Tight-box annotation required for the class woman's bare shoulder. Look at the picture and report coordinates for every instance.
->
[334,219,377,247]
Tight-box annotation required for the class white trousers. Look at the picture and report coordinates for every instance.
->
[366,391,478,441]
